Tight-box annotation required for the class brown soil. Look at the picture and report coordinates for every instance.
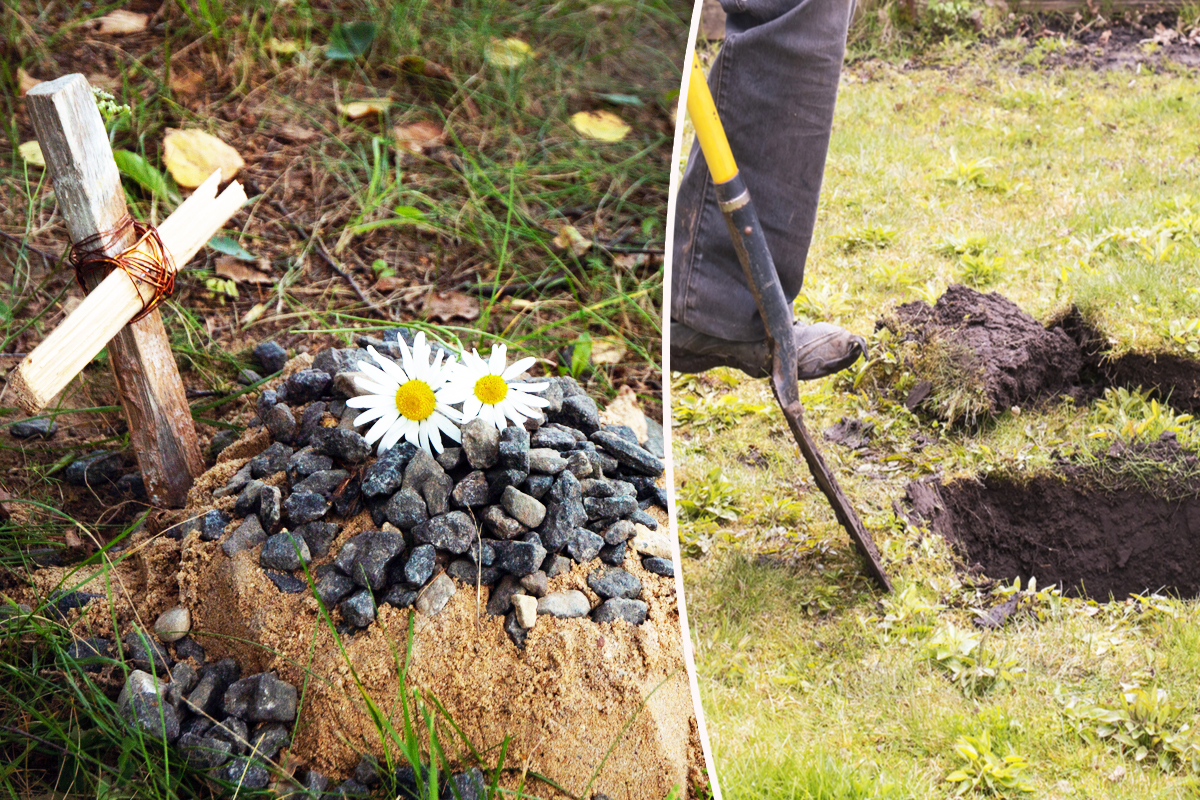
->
[903,449,1200,600]
[1028,10,1200,72]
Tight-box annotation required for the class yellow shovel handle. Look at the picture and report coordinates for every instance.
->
[687,55,739,185]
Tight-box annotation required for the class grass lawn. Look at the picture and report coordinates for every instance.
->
[0,0,687,795]
[676,17,1200,800]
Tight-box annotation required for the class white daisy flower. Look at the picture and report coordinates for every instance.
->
[442,343,550,430]
[345,333,462,454]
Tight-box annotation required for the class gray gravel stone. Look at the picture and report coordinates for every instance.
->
[591,430,664,475]
[422,472,453,516]
[239,368,263,385]
[340,589,376,628]
[481,504,526,540]
[401,448,444,494]
[492,538,547,577]
[285,369,332,404]
[208,429,240,460]
[348,530,406,590]
[528,448,568,474]
[254,341,287,373]
[587,566,642,599]
[265,570,307,593]
[260,531,311,571]
[249,723,290,759]
[461,418,499,469]
[284,491,330,524]
[185,659,239,716]
[536,590,590,619]
[65,451,124,486]
[250,442,293,478]
[523,474,554,499]
[293,468,350,497]
[66,637,110,671]
[311,427,372,463]
[316,571,355,607]
[287,449,333,482]
[592,598,649,625]
[501,486,546,528]
[223,671,298,722]
[200,509,231,541]
[541,498,588,552]
[555,394,599,434]
[401,544,436,586]
[125,628,172,674]
[642,556,675,577]
[498,425,530,473]
[413,511,474,554]
[436,447,463,471]
[416,573,456,616]
[629,509,658,529]
[295,521,339,557]
[179,732,233,769]
[580,479,616,497]
[361,443,416,496]
[599,541,627,565]
[451,471,490,508]
[119,670,179,742]
[543,553,572,578]
[234,480,265,517]
[531,426,577,450]
[215,756,270,789]
[583,495,638,520]
[265,403,297,442]
[519,571,549,598]
[602,519,635,546]
[566,528,604,564]
[259,485,282,531]
[504,610,528,648]
[382,585,418,608]
[10,417,57,439]
[385,487,428,529]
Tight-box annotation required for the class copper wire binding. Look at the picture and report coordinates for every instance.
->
[68,215,177,323]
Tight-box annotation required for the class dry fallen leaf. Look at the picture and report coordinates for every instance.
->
[277,122,319,143]
[375,275,406,292]
[243,303,267,325]
[424,290,480,322]
[169,69,204,97]
[268,37,300,55]
[393,120,446,154]
[94,9,149,35]
[338,98,393,119]
[614,252,650,269]
[570,110,631,142]
[600,385,647,443]
[18,141,45,168]
[484,38,534,68]
[552,224,591,256]
[17,68,42,96]
[1099,30,1112,46]
[590,336,627,366]
[215,255,273,284]
[162,128,245,188]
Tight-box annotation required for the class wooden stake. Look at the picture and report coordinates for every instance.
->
[21,74,224,507]
[10,171,246,415]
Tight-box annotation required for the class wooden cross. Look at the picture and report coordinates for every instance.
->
[13,74,246,507]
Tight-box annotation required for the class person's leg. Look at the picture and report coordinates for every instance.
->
[671,0,864,375]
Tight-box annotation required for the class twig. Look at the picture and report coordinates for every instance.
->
[0,230,61,270]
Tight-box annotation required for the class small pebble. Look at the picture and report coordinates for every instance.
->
[154,606,191,643]
[10,417,57,439]
[253,341,287,374]
[513,595,538,629]
[416,573,456,617]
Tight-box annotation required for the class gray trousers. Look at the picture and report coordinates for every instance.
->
[671,0,855,341]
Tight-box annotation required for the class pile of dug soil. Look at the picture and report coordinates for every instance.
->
[18,340,700,797]
[877,285,1200,422]
[903,443,1200,599]
[879,285,1083,420]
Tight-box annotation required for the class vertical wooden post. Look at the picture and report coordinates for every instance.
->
[26,74,203,507]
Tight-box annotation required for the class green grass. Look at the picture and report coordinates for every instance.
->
[678,32,1200,800]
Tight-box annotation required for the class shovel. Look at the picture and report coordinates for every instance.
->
[684,56,892,592]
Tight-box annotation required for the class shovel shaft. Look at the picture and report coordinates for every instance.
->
[685,55,893,592]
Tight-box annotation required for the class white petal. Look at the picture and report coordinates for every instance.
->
[359,361,400,389]
[501,356,537,380]
[433,411,462,442]
[382,418,412,452]
[373,352,409,384]
[353,406,390,426]
[461,396,483,421]
[489,344,507,374]
[364,413,399,445]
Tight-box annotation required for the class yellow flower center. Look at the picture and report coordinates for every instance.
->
[394,380,436,421]
[474,374,508,406]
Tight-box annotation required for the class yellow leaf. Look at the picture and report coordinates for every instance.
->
[243,303,267,325]
[552,224,591,256]
[591,337,627,366]
[570,110,630,142]
[17,68,42,97]
[393,120,446,154]
[267,37,300,55]
[338,98,393,119]
[215,255,273,284]
[18,141,45,168]
[162,128,245,188]
[484,38,534,68]
[94,9,149,35]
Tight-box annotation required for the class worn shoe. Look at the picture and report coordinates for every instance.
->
[670,320,867,379]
